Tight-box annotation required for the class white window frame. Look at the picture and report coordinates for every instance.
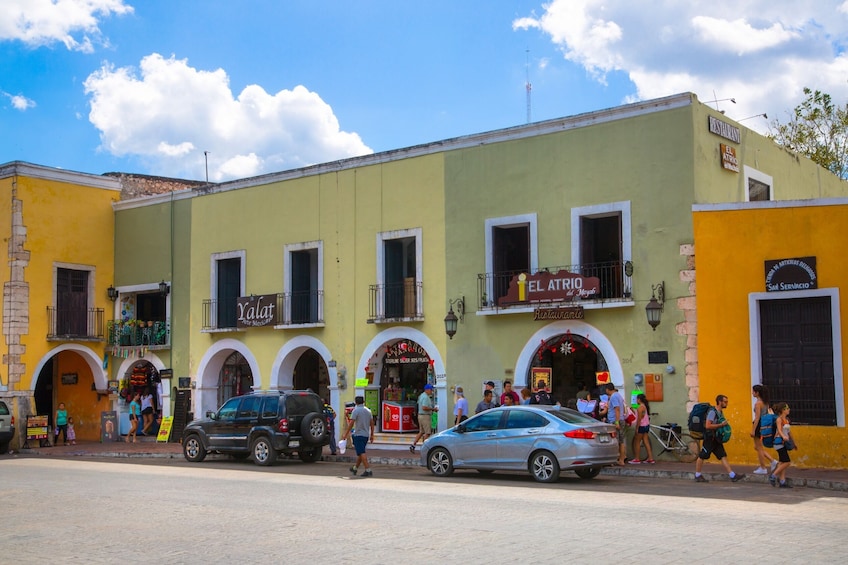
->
[744,166,773,202]
[748,287,844,427]
[376,227,423,320]
[209,250,246,331]
[483,214,538,306]
[570,201,632,268]
[283,240,324,327]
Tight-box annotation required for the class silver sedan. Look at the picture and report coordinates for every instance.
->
[420,405,619,483]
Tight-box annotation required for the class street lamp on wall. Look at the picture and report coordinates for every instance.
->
[444,296,465,340]
[159,280,170,297]
[107,285,119,302]
[645,282,664,331]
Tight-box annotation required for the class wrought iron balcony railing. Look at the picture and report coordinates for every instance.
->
[46,307,105,340]
[477,261,633,310]
[202,291,324,330]
[368,280,423,322]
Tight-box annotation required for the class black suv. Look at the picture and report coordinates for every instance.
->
[182,390,330,466]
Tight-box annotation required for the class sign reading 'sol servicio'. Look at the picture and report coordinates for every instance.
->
[764,256,817,292]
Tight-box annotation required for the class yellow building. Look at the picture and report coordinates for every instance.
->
[0,162,120,446]
[694,198,847,468]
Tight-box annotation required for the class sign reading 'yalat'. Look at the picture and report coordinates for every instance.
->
[499,271,600,307]
[236,294,277,328]
[764,256,817,292]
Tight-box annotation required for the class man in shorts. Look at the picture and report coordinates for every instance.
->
[604,383,627,466]
[342,395,374,477]
[410,384,435,453]
[694,394,745,483]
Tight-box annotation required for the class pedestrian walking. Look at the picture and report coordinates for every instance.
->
[629,394,655,464]
[751,384,778,475]
[410,384,436,453]
[342,395,374,477]
[693,394,745,483]
[126,393,141,443]
[603,383,627,466]
[140,387,155,436]
[453,386,469,425]
[769,402,796,488]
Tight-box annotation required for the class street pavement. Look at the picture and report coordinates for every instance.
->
[10,439,848,491]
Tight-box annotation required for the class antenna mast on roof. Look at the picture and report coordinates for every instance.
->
[525,48,532,124]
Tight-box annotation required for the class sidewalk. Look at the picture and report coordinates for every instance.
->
[13,440,848,492]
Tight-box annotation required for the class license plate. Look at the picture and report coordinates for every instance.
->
[598,434,610,443]
[289,440,299,448]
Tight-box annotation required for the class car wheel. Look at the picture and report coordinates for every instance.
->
[299,448,322,463]
[529,450,560,483]
[575,467,601,479]
[230,453,250,460]
[300,412,328,446]
[182,435,207,463]
[252,436,278,466]
[427,447,454,477]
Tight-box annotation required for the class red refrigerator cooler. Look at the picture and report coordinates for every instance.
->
[382,401,419,432]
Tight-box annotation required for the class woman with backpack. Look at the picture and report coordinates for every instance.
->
[751,384,778,475]
[769,402,795,488]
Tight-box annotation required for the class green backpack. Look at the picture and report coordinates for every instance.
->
[714,409,732,443]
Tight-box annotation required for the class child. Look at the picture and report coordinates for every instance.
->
[66,417,77,445]
[769,402,795,488]
[629,394,655,464]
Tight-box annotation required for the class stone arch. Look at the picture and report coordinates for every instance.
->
[194,339,261,416]
[30,344,107,391]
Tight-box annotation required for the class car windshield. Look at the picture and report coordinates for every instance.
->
[547,408,605,425]
[0,402,9,415]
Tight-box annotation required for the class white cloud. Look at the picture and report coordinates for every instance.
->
[0,0,133,52]
[84,53,372,181]
[3,92,37,110]
[515,0,848,133]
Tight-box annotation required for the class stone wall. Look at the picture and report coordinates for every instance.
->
[677,243,698,410]
[103,172,206,200]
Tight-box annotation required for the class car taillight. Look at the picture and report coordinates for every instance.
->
[564,428,596,439]
[10,415,13,426]
[278,418,289,433]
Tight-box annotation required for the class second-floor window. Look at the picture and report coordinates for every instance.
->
[377,228,422,319]
[56,267,88,335]
[285,241,323,325]
[210,250,245,330]
[484,214,538,307]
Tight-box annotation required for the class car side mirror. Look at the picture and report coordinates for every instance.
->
[206,411,216,420]
[456,424,466,433]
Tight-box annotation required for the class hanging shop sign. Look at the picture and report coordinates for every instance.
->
[708,115,740,143]
[384,340,430,364]
[533,306,585,321]
[236,294,278,328]
[720,143,739,172]
[765,256,817,292]
[499,271,600,307]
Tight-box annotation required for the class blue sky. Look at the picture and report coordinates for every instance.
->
[3,1,848,182]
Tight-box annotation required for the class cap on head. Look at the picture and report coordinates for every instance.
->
[424,384,434,391]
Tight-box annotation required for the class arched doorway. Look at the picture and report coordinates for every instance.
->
[529,331,608,405]
[293,349,331,401]
[218,351,253,406]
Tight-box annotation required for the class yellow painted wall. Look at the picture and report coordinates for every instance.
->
[694,201,848,468]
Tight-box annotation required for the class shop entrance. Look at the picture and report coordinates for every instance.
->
[530,331,607,405]
[378,340,432,433]
[293,349,331,402]
[218,351,253,406]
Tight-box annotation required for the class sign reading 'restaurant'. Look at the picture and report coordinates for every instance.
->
[499,271,600,307]
[764,256,817,292]
[708,115,741,143]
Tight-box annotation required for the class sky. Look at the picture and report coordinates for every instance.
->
[2,0,848,183]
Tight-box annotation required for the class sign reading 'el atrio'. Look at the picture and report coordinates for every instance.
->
[499,271,600,307]
[236,294,278,328]
[764,256,817,292]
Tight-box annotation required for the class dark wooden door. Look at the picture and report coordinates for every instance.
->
[56,268,88,336]
[760,296,835,425]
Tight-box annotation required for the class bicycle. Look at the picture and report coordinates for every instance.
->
[647,422,699,462]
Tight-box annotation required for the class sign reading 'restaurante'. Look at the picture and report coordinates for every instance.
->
[499,271,600,307]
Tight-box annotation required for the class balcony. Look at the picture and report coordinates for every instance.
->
[46,307,105,340]
[201,291,324,330]
[477,261,633,310]
[368,280,423,323]
[106,319,170,349]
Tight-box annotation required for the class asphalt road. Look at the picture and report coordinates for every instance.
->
[3,456,847,564]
